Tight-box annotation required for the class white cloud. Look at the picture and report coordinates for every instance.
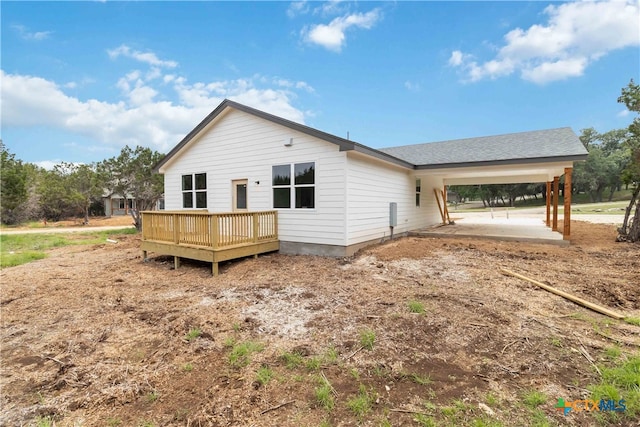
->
[287,1,309,18]
[617,109,630,118]
[1,68,310,154]
[450,0,640,84]
[12,24,52,41]
[404,81,420,92]
[302,8,382,52]
[107,44,178,68]
[34,160,62,170]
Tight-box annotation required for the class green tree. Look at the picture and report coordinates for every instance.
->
[0,142,29,224]
[616,79,640,242]
[66,163,106,224]
[101,146,164,231]
[573,128,629,202]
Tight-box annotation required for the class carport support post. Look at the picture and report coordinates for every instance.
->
[552,176,559,231]
[563,167,572,240]
[545,181,551,227]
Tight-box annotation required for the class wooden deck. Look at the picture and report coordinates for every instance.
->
[141,210,279,275]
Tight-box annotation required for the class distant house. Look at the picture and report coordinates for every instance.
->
[103,193,135,217]
[152,99,588,257]
[103,193,164,216]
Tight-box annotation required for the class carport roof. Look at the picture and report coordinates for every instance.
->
[379,127,588,169]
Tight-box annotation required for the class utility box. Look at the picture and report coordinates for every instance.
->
[389,202,397,227]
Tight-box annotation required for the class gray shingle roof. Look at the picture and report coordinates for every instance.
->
[379,127,588,168]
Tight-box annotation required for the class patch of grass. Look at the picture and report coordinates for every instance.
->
[317,420,332,427]
[146,390,159,403]
[0,228,137,268]
[408,300,425,314]
[182,362,194,372]
[223,336,236,348]
[522,390,547,409]
[549,337,563,348]
[349,368,360,380]
[589,355,640,418]
[106,418,122,427]
[306,356,322,371]
[228,340,264,368]
[256,365,274,386]
[315,378,335,411]
[35,416,54,427]
[359,329,375,351]
[138,421,155,427]
[414,413,437,426]
[624,317,640,326]
[604,346,622,360]
[409,372,432,386]
[280,351,304,369]
[472,417,504,427]
[232,322,241,332]
[529,409,551,427]
[184,328,202,342]
[323,346,339,364]
[346,384,374,421]
[485,392,499,406]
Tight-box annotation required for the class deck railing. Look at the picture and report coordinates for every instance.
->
[141,210,278,249]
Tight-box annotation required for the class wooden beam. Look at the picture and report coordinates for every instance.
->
[563,167,572,240]
[545,181,551,227]
[500,268,625,320]
[434,189,446,224]
[174,256,180,270]
[552,176,559,231]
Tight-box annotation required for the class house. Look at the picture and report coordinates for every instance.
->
[103,193,136,216]
[151,99,588,258]
[103,193,164,216]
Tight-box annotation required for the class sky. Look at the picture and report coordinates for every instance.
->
[1,0,639,169]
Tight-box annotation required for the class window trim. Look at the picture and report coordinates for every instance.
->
[415,178,421,207]
[182,172,208,209]
[272,162,315,210]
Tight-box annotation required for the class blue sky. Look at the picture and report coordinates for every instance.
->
[1,0,638,168]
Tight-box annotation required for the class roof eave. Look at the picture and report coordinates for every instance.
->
[415,154,589,170]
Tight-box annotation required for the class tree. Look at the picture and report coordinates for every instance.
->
[616,79,640,242]
[101,146,164,231]
[0,142,28,224]
[65,163,106,224]
[573,128,629,202]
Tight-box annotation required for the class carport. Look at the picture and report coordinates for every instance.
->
[381,128,589,243]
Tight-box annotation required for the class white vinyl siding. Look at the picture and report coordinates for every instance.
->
[163,109,346,246]
[345,152,442,245]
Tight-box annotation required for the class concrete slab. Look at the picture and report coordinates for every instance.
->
[411,213,569,246]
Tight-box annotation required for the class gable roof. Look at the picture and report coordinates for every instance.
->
[155,99,588,173]
[379,127,588,169]
[154,99,413,172]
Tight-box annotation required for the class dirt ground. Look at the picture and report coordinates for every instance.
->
[1,221,638,426]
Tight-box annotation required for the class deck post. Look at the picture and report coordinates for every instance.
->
[174,256,180,270]
[173,213,179,244]
[212,214,219,249]
[212,261,219,276]
[563,167,572,240]
[253,212,259,243]
[545,181,551,227]
[552,176,559,231]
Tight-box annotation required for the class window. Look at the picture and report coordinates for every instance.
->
[182,173,207,208]
[272,162,315,209]
[415,179,421,207]
[118,198,125,210]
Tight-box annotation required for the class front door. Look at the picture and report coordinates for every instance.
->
[232,179,248,212]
